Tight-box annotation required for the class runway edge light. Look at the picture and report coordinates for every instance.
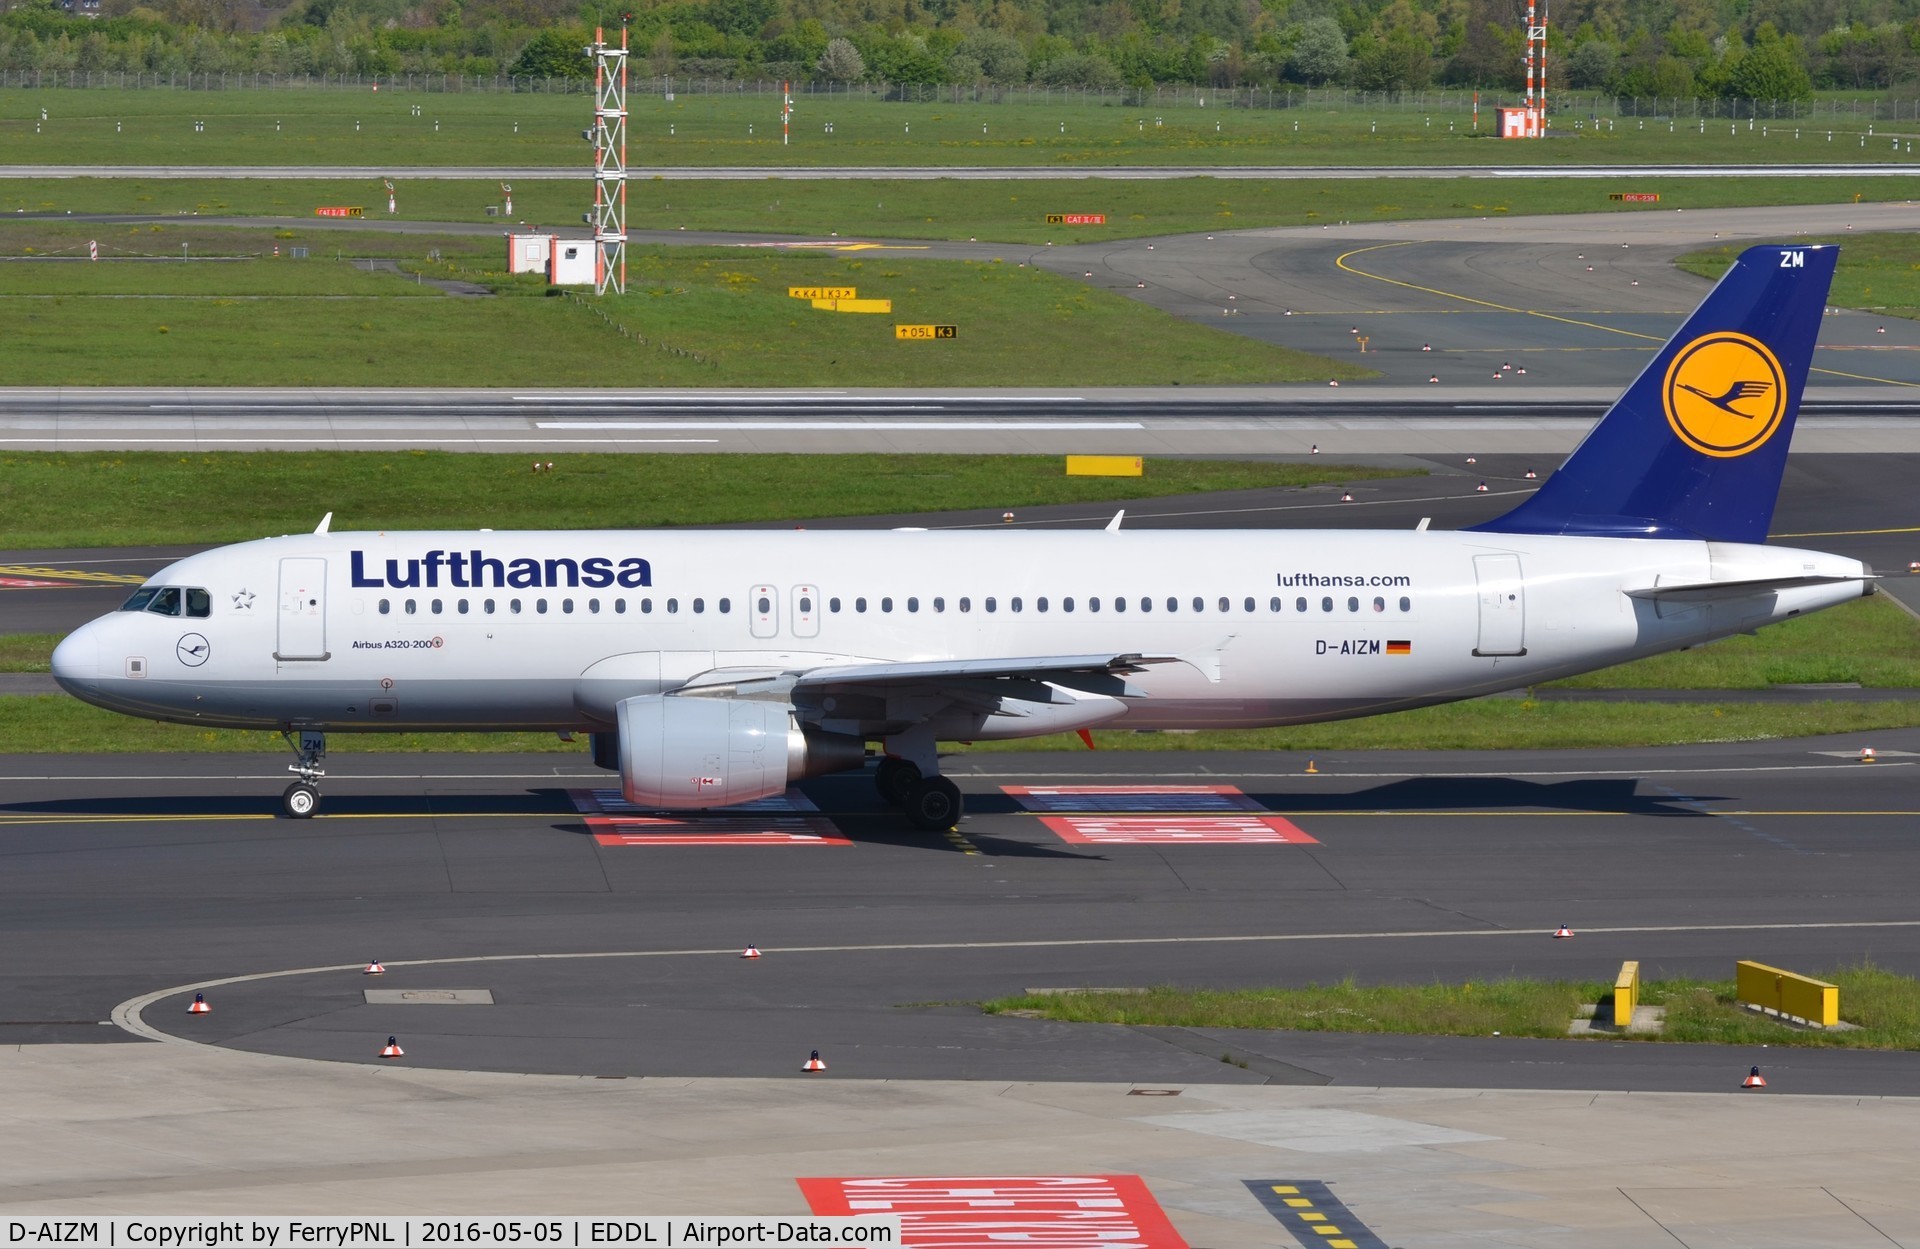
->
[187,993,210,1015]
[380,1035,405,1058]
[803,1049,826,1072]
[741,944,761,960]
[1743,1065,1768,1088]
[364,959,386,975]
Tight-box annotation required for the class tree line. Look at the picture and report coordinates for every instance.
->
[5,0,1920,96]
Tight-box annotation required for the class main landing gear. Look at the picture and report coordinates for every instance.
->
[281,729,327,819]
[874,733,964,832]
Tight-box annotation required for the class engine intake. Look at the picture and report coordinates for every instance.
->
[615,694,865,809]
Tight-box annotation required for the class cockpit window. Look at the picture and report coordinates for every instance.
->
[121,585,211,617]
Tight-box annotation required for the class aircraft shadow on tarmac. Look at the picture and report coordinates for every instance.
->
[1243,776,1722,817]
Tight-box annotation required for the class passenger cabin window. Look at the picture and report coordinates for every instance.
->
[881,597,893,613]
[984,597,996,613]
[667,599,679,614]
[1244,597,1256,613]
[485,599,497,614]
[1192,597,1204,612]
[563,598,575,614]
[1217,597,1230,613]
[1037,597,1048,612]
[614,599,626,614]
[907,597,919,613]
[379,599,391,615]
[692,598,705,614]
[959,597,971,613]
[1297,597,1308,612]
[1373,596,1386,612]
[933,597,946,613]
[405,599,417,615]
[719,598,731,614]
[1347,596,1359,612]
[1063,597,1074,613]
[1400,596,1411,612]
[1321,597,1333,612]
[855,597,868,613]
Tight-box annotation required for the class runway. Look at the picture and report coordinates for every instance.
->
[10,202,1920,455]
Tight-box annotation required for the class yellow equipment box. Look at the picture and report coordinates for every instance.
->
[1736,960,1839,1027]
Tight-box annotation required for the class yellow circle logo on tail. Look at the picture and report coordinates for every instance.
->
[1663,331,1788,458]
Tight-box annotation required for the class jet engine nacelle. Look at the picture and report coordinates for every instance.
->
[615,694,865,809]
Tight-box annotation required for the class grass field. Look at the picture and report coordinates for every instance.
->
[1680,231,1920,318]
[7,88,1920,169]
[0,452,1404,548]
[0,246,1366,387]
[7,174,1920,245]
[4,695,1914,754]
[983,962,1920,1049]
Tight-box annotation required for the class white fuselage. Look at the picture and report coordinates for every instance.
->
[51,528,1869,737]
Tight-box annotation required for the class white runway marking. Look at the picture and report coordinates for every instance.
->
[114,917,1920,1047]
[534,420,1147,430]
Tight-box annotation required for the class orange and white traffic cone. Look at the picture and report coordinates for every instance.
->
[380,1036,405,1058]
[1465,456,1477,464]
[1476,481,1490,493]
[741,945,762,960]
[1429,374,1440,383]
[803,1049,826,1072]
[1524,469,1538,479]
[364,960,385,976]
[1340,491,1354,502]
[187,993,210,1015]
[1860,747,1877,763]
[1742,1065,1767,1089]
[1553,924,1575,939]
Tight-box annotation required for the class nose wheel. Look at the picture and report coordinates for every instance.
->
[279,728,327,819]
[282,781,320,819]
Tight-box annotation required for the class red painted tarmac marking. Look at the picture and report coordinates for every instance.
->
[1041,814,1319,845]
[798,1174,1190,1249]
[1003,783,1265,813]
[0,578,70,589]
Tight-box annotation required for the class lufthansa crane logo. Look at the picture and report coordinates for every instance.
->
[1662,331,1788,458]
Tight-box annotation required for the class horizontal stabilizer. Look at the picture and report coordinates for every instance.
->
[1625,573,1873,602]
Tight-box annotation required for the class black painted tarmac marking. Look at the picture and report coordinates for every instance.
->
[1246,1180,1389,1249]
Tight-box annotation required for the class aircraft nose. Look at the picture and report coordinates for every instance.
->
[50,624,101,696]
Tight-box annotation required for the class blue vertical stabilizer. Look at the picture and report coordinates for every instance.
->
[1470,244,1838,542]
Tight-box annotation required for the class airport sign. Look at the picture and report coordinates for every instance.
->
[894,325,957,340]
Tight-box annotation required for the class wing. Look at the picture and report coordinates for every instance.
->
[673,652,1206,737]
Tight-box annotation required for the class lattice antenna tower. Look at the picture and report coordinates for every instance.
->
[588,23,628,294]
[1524,0,1548,136]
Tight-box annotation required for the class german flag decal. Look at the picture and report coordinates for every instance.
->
[1386,640,1412,655]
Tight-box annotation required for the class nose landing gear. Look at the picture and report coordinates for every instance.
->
[280,729,327,818]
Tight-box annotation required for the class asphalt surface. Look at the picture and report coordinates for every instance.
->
[9,736,1920,1094]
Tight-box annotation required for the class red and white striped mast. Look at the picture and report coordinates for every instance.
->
[1524,0,1547,136]
[589,21,628,294]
